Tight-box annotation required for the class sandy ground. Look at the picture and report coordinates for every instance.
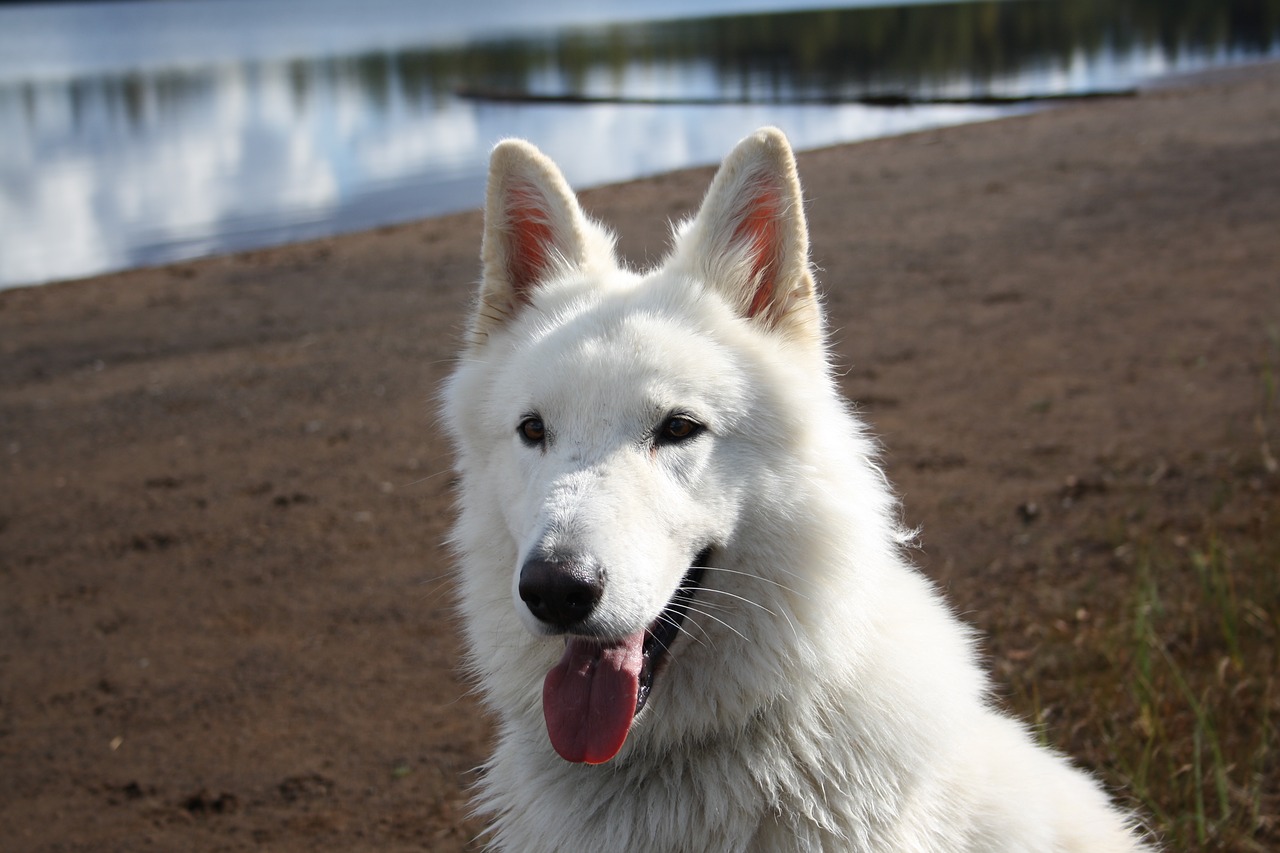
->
[2,62,1277,852]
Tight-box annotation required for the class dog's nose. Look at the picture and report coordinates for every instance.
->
[519,557,603,628]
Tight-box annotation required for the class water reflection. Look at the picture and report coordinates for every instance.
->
[0,0,1277,289]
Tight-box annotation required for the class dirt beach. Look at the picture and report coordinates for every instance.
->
[2,63,1277,851]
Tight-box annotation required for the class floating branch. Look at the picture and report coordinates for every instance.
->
[453,87,1138,107]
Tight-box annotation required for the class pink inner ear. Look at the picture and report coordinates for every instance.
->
[506,183,555,302]
[733,184,783,319]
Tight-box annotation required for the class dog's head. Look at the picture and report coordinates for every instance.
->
[444,128,833,765]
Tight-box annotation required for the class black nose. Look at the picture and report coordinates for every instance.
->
[519,557,604,628]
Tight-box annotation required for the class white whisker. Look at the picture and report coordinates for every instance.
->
[695,586,779,617]
[696,564,808,599]
[400,467,455,489]
[652,611,707,651]
[681,603,749,645]
[698,588,800,645]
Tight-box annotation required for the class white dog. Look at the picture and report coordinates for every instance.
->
[442,127,1152,852]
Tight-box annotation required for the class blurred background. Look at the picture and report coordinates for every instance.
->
[1,0,1277,290]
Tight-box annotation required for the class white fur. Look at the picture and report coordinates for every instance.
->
[442,128,1153,852]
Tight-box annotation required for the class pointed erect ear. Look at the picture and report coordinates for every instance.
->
[473,139,598,342]
[670,127,821,344]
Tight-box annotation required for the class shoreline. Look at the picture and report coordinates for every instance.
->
[5,58,1273,297]
[2,61,1277,851]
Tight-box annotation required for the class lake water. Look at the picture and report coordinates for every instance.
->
[1,0,1277,289]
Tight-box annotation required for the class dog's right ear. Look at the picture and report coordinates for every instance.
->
[668,127,821,347]
[473,139,598,343]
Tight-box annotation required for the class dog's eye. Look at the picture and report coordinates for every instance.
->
[658,415,703,445]
[518,416,546,445]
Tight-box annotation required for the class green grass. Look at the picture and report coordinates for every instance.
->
[1005,519,1278,851]
[1003,324,1280,851]
[1121,536,1277,850]
[999,459,1280,847]
[998,499,1279,850]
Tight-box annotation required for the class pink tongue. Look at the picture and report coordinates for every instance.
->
[542,631,645,764]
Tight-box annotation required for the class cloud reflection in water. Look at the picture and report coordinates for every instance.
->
[0,0,1276,288]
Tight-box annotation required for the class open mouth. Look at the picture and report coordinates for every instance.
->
[541,546,711,765]
[636,547,710,714]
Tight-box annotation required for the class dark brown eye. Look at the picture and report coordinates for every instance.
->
[518,416,546,445]
[658,415,703,445]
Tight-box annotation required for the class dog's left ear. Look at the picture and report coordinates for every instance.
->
[670,127,821,345]
[473,139,610,343]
